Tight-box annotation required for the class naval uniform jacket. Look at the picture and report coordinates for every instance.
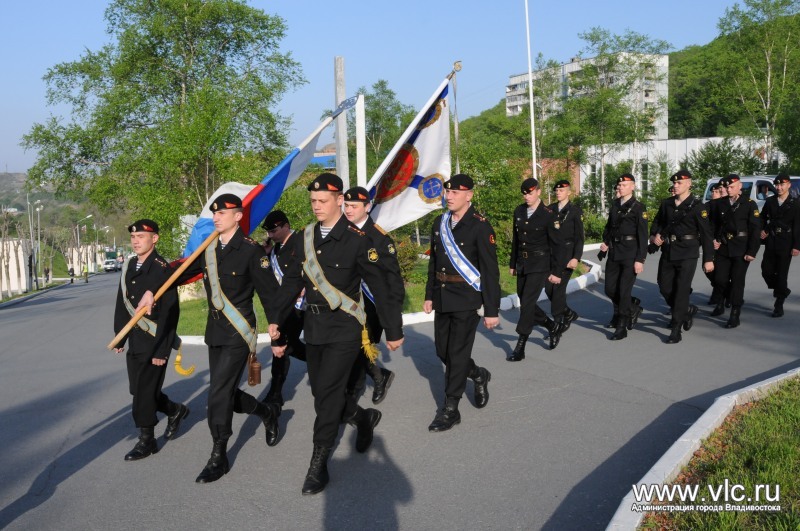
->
[649,194,714,262]
[709,195,761,258]
[602,196,649,263]
[547,200,585,269]
[510,202,564,276]
[761,194,800,254]
[179,228,278,347]
[425,204,501,317]
[113,251,179,360]
[361,216,405,310]
[268,214,403,345]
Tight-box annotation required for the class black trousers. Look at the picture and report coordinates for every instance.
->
[126,350,174,428]
[271,310,307,381]
[761,249,793,299]
[306,339,362,448]
[657,255,698,324]
[515,270,549,335]
[434,310,480,400]
[545,268,572,319]
[345,302,385,399]
[713,254,750,307]
[207,343,262,440]
[604,259,637,318]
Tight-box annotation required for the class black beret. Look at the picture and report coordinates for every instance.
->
[307,172,343,192]
[344,186,371,203]
[444,173,474,191]
[262,210,289,231]
[710,183,722,191]
[670,169,692,182]
[210,193,243,212]
[520,178,539,193]
[774,174,791,184]
[617,173,636,184]
[128,219,159,234]
[718,176,730,186]
[726,173,741,183]
[552,179,571,191]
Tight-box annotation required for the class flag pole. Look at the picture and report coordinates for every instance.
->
[366,64,460,190]
[524,0,538,180]
[106,230,220,350]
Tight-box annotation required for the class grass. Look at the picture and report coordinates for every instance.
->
[640,376,800,530]
[176,259,590,335]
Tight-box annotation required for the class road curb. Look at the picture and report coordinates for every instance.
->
[606,367,800,530]
[0,278,80,309]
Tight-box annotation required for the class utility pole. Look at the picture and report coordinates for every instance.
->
[334,56,350,190]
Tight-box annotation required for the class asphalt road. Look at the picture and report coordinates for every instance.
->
[1,258,798,530]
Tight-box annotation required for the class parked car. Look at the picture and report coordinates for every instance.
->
[702,175,800,210]
[104,259,120,272]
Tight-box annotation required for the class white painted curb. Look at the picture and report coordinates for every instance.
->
[606,367,800,530]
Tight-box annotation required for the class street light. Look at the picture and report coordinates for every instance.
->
[95,225,110,270]
[76,214,93,272]
[35,203,44,284]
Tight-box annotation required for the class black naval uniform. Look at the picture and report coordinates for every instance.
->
[760,193,800,314]
[709,194,761,324]
[179,226,281,482]
[650,194,714,338]
[544,200,584,323]
[266,231,306,405]
[426,204,500,418]
[346,216,404,404]
[269,215,403,466]
[602,196,649,333]
[114,251,181,433]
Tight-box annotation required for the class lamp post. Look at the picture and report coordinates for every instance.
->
[96,225,109,271]
[76,214,93,271]
[26,195,38,291]
[36,203,43,283]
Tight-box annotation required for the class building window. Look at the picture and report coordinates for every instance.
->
[640,162,649,192]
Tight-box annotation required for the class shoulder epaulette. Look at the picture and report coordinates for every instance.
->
[544,206,552,214]
[473,212,487,222]
[373,223,388,235]
[154,258,169,268]
[243,236,259,246]
[347,225,365,236]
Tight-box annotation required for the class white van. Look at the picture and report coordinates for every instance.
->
[702,175,800,210]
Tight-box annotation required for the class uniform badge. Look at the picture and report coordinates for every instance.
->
[642,211,649,220]
[553,221,560,229]
[754,210,760,217]
[260,256,270,269]
[387,243,396,255]
[701,210,708,218]
[489,234,496,245]
[368,248,379,262]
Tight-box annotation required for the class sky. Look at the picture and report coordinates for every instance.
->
[0,0,741,174]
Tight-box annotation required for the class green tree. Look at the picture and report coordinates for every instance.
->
[717,0,800,165]
[22,0,304,256]
[679,137,766,182]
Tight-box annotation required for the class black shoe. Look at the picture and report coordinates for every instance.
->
[628,304,643,330]
[683,305,698,331]
[265,386,285,408]
[507,334,528,361]
[371,368,394,405]
[260,402,281,447]
[547,319,564,350]
[125,428,158,461]
[711,303,725,316]
[428,403,461,432]
[355,408,382,453]
[606,314,620,329]
[610,318,628,340]
[196,439,229,483]
[302,445,331,495]
[164,404,189,440]
[772,298,785,318]
[471,367,491,408]
[666,326,682,344]
[562,308,579,332]
[725,307,741,328]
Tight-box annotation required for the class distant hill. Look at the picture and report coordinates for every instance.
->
[0,173,33,211]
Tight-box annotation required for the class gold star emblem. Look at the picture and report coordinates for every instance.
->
[368,248,379,262]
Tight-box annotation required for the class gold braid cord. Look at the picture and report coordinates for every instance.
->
[174,344,195,376]
[362,327,380,362]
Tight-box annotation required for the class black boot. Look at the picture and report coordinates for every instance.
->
[428,397,461,432]
[164,403,189,440]
[302,445,331,495]
[683,305,698,331]
[666,325,682,344]
[125,427,158,461]
[606,313,620,329]
[470,366,491,408]
[711,302,725,316]
[254,401,280,447]
[265,376,286,407]
[628,298,643,330]
[725,306,741,328]
[545,318,563,350]
[195,439,229,483]
[563,308,579,331]
[772,297,785,318]
[610,317,628,340]
[370,366,395,405]
[507,334,528,361]
[353,407,382,453]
